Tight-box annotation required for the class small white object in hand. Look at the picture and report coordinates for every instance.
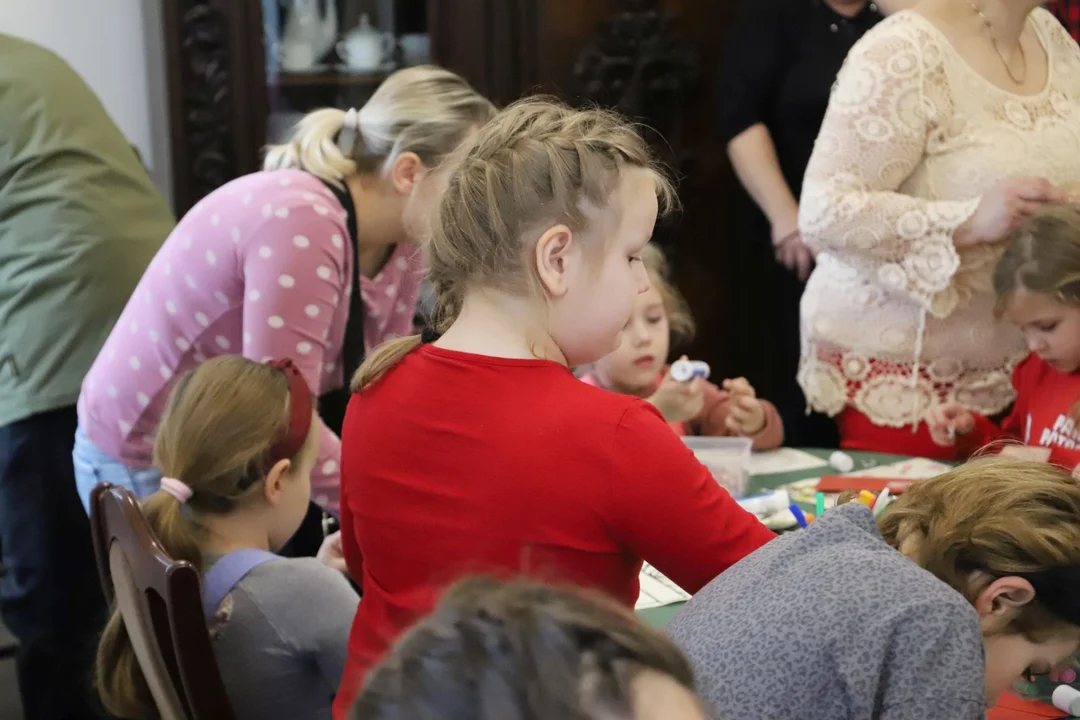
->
[670,359,711,383]
[829,450,855,473]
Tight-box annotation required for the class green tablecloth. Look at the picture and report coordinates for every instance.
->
[637,447,909,628]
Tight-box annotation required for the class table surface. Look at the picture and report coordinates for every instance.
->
[637,447,910,628]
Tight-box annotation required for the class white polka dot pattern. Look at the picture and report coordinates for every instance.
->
[77,170,407,514]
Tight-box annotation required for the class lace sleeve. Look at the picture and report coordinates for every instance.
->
[798,20,979,318]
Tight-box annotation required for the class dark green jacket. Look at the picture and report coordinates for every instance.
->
[0,33,174,427]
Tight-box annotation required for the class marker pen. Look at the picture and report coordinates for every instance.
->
[788,503,809,529]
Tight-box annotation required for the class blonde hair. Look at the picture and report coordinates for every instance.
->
[993,203,1080,417]
[352,97,677,391]
[263,65,495,184]
[993,203,1080,314]
[641,244,695,346]
[878,457,1080,640]
[95,356,300,719]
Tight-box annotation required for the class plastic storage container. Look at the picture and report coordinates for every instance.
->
[682,436,752,497]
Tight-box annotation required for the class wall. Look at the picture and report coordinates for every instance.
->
[0,0,172,200]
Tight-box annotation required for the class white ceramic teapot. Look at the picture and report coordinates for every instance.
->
[337,14,393,72]
[280,0,338,71]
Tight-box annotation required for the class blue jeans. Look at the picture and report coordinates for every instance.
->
[72,427,161,514]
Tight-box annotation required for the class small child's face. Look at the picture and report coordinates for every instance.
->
[1006,290,1080,373]
[594,285,670,394]
[983,631,1080,706]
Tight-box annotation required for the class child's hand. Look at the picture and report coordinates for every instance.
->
[317,530,348,574]
[648,360,706,423]
[926,403,975,446]
[722,377,767,436]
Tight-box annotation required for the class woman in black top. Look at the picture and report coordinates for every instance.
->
[720,0,902,447]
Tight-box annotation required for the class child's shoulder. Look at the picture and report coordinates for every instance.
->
[241,557,358,609]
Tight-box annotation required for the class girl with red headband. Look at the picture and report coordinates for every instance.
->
[95,356,358,720]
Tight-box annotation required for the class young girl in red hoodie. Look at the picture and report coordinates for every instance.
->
[334,99,776,717]
[580,244,783,448]
[927,204,1080,473]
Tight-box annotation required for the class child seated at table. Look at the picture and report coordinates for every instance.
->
[926,205,1080,474]
[95,356,358,720]
[351,577,706,720]
[667,458,1080,719]
[580,244,783,448]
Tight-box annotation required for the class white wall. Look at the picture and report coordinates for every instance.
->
[0,0,172,199]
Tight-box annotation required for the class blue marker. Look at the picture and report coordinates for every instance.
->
[789,503,809,529]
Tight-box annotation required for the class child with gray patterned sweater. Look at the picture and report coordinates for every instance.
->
[96,357,358,720]
[668,458,1080,720]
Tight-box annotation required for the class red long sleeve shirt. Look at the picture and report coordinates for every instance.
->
[959,353,1080,472]
[333,345,775,716]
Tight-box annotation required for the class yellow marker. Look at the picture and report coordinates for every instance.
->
[858,490,877,507]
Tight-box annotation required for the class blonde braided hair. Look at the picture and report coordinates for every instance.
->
[352,97,676,391]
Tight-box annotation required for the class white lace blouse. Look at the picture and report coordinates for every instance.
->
[797,8,1080,429]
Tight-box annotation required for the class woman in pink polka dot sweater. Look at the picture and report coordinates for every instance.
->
[74,66,494,514]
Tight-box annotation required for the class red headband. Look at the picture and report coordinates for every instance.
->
[265,358,314,467]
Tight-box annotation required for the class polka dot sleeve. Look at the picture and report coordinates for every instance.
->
[242,205,348,511]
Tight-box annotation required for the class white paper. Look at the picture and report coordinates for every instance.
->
[749,448,829,476]
[635,563,691,610]
[845,457,952,480]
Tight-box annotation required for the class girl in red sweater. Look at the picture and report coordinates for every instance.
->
[580,244,784,447]
[927,204,1080,473]
[333,99,775,717]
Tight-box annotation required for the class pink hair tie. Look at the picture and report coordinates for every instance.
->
[160,477,193,504]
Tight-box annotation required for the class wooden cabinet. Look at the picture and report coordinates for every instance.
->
[158,0,743,377]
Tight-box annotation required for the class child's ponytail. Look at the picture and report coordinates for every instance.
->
[351,335,424,391]
[96,490,204,718]
[94,357,297,718]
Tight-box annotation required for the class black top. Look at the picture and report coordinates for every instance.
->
[719,0,884,197]
[317,179,363,437]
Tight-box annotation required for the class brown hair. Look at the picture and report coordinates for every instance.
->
[351,97,677,391]
[264,65,495,184]
[641,243,695,346]
[878,457,1080,640]
[351,576,698,720]
[95,356,303,718]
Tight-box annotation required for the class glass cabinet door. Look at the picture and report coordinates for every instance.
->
[260,0,430,144]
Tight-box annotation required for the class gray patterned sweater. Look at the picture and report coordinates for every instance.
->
[667,502,987,719]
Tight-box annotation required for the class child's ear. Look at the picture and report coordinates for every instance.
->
[975,576,1036,632]
[535,224,576,297]
[262,458,292,507]
[389,151,425,197]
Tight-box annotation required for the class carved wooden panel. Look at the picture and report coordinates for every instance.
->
[160,0,267,214]
[573,0,735,374]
